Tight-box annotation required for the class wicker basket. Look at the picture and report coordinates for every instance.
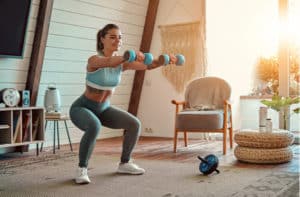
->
[234,131,294,148]
[234,145,293,164]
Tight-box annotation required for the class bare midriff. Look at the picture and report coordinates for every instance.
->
[84,85,112,102]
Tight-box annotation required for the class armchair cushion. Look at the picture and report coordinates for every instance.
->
[176,110,223,130]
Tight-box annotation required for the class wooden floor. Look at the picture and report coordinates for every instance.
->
[91,136,228,163]
[2,136,299,172]
[70,136,300,171]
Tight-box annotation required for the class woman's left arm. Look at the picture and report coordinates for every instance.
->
[122,59,161,71]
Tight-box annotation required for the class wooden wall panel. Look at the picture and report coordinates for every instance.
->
[79,0,148,15]
[0,0,151,146]
[54,0,146,26]
[50,9,144,35]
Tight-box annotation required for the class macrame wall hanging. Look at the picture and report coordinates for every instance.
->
[159,21,206,93]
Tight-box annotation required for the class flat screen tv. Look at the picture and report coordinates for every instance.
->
[0,0,32,57]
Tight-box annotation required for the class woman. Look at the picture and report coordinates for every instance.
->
[69,24,176,184]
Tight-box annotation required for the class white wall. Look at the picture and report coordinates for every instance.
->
[138,0,279,137]
[206,0,278,129]
[138,0,205,138]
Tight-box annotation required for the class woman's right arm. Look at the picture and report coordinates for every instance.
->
[87,55,126,72]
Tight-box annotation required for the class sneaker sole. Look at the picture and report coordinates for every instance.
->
[75,178,91,184]
[117,170,145,175]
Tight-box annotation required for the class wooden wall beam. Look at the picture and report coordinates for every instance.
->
[18,0,53,153]
[26,0,54,105]
[128,0,160,115]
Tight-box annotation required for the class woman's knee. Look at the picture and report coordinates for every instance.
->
[127,117,141,134]
[87,121,101,137]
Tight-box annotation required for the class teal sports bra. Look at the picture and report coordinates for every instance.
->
[86,53,122,90]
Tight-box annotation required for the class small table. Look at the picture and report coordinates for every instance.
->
[40,115,73,154]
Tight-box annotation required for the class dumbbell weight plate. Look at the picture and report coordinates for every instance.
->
[175,54,185,65]
[158,54,170,66]
[205,154,219,164]
[199,154,219,175]
[124,50,136,62]
[144,53,154,65]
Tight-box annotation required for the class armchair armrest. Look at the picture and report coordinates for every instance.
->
[171,100,186,114]
[171,100,186,105]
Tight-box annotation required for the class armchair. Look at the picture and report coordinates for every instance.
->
[171,77,233,154]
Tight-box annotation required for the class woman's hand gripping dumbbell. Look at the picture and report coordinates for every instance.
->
[158,54,185,66]
[123,49,153,65]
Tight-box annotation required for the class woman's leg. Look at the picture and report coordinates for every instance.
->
[70,106,101,168]
[99,106,141,163]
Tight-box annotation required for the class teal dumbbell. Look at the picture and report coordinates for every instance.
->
[175,54,185,65]
[158,54,185,66]
[123,50,153,65]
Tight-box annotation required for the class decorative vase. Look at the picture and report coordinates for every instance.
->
[279,107,290,130]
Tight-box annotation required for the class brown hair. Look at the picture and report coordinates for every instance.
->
[97,24,119,52]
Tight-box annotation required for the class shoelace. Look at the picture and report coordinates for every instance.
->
[78,168,87,176]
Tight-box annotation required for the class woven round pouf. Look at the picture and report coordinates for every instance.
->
[234,145,293,164]
[234,130,294,148]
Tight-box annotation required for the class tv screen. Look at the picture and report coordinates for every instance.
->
[0,0,32,57]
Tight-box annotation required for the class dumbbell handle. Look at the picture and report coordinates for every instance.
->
[159,54,185,66]
[197,156,208,164]
[123,50,153,65]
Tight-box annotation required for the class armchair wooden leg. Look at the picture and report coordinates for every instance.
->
[223,129,227,155]
[173,130,178,153]
[184,131,188,147]
[229,127,233,148]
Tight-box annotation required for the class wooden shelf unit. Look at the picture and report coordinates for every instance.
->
[0,107,45,149]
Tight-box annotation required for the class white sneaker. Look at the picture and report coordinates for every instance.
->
[117,162,145,175]
[75,167,91,184]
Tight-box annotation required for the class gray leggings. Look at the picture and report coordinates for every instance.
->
[69,95,141,167]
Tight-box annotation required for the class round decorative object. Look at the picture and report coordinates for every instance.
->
[0,88,21,107]
[234,130,294,148]
[234,145,293,164]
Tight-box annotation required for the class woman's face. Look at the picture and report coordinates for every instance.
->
[101,28,122,52]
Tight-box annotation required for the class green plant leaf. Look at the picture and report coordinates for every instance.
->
[291,97,300,104]
[261,99,280,111]
[293,107,300,114]
[260,96,300,112]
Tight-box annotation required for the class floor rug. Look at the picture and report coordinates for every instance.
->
[0,151,298,197]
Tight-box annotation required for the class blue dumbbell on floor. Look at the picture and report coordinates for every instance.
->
[158,54,185,66]
[123,49,153,65]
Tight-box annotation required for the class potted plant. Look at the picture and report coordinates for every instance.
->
[261,95,300,130]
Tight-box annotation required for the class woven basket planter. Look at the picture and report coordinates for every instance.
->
[234,131,294,148]
[234,145,293,164]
